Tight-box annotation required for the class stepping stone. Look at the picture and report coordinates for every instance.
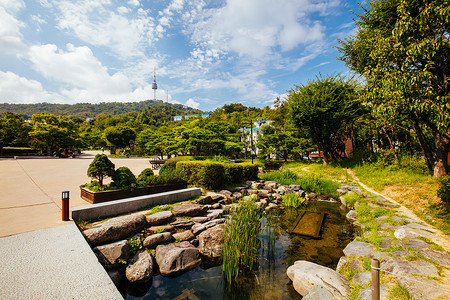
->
[418,250,450,267]
[302,285,337,300]
[357,284,388,300]
[369,251,388,260]
[390,250,409,258]
[381,256,438,277]
[406,223,432,230]
[146,211,174,226]
[398,276,448,300]
[352,271,371,286]
[378,223,398,231]
[375,216,388,222]
[379,239,392,249]
[404,238,430,250]
[394,226,435,240]
[343,241,375,257]
[349,259,363,272]
[390,216,402,223]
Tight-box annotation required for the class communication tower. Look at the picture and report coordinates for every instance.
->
[152,68,158,100]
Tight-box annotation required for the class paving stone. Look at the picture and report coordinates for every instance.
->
[368,251,388,260]
[352,271,371,286]
[403,238,430,250]
[390,250,409,258]
[379,239,392,249]
[380,256,438,277]
[343,240,375,257]
[394,226,435,240]
[356,285,388,300]
[397,276,448,300]
[418,250,450,267]
[406,223,432,230]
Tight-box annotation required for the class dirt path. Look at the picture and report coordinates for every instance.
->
[345,168,450,253]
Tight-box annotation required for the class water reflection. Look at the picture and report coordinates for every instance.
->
[124,201,355,299]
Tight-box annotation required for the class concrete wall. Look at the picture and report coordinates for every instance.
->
[71,187,201,220]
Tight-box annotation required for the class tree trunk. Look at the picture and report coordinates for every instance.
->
[433,130,449,178]
[412,122,434,174]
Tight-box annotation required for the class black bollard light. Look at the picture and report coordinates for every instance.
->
[62,191,70,221]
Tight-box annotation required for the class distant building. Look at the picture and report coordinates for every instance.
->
[241,119,273,154]
[174,114,211,121]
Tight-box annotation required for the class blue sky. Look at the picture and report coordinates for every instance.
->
[0,0,360,112]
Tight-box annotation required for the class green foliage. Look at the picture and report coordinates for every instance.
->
[224,164,243,184]
[104,125,135,148]
[342,192,365,209]
[437,175,450,204]
[112,166,136,188]
[176,161,223,189]
[222,199,262,283]
[127,238,143,255]
[241,163,259,181]
[117,258,127,265]
[260,169,299,185]
[136,168,154,186]
[164,156,196,169]
[87,154,115,187]
[282,192,305,208]
[386,284,414,300]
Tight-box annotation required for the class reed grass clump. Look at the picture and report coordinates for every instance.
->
[282,192,305,208]
[222,199,262,283]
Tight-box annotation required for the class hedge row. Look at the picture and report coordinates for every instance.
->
[176,161,258,190]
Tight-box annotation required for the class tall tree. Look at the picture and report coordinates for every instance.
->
[0,112,30,154]
[337,0,450,177]
[288,74,362,165]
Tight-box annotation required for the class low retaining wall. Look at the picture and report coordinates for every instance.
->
[71,187,202,220]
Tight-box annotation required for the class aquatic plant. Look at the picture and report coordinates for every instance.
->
[282,192,305,208]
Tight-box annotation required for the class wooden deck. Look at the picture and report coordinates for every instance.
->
[289,211,326,238]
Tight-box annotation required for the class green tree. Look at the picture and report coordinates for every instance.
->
[0,112,31,154]
[104,125,136,149]
[288,74,363,165]
[337,0,450,177]
[87,154,115,188]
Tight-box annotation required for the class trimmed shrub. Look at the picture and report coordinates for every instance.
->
[137,168,154,186]
[87,154,115,188]
[177,161,225,190]
[224,164,243,184]
[159,167,186,185]
[158,163,173,176]
[242,163,259,181]
[437,175,450,204]
[164,156,195,169]
[112,166,136,188]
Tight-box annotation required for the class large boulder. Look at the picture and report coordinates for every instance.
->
[170,218,194,229]
[155,241,201,276]
[143,232,172,248]
[197,225,224,259]
[343,240,375,257]
[173,230,195,242]
[146,211,174,226]
[171,204,207,217]
[286,260,350,299]
[93,240,130,269]
[83,213,147,246]
[125,250,154,283]
[380,256,438,277]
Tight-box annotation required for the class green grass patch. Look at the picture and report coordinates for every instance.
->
[281,192,305,208]
[386,284,414,300]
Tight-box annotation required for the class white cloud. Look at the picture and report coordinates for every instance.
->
[0,1,27,54]
[186,98,199,109]
[127,0,140,6]
[53,0,155,59]
[0,71,60,103]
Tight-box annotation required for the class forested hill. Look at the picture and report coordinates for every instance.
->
[0,100,203,119]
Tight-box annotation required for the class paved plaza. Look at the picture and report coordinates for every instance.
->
[0,151,154,237]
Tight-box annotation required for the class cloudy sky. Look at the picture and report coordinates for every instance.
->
[0,0,359,111]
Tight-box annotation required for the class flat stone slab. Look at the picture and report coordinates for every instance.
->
[403,238,430,249]
[146,211,174,226]
[398,276,449,300]
[394,225,435,240]
[352,271,371,286]
[418,250,450,267]
[406,222,431,230]
[381,256,438,277]
[390,250,409,258]
[357,284,388,300]
[302,285,337,300]
[343,240,375,257]
[0,224,122,299]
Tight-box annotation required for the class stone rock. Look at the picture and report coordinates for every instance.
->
[289,184,302,191]
[258,190,270,198]
[173,230,195,241]
[232,192,242,199]
[418,250,450,267]
[346,210,357,222]
[191,223,206,235]
[394,226,435,240]
[274,189,285,195]
[93,240,130,269]
[125,250,154,283]
[217,190,233,199]
[203,218,225,229]
[390,250,409,258]
[298,190,306,198]
[302,285,337,300]
[336,256,349,272]
[379,239,392,249]
[83,213,147,246]
[349,259,363,272]
[406,222,432,230]
[368,251,387,260]
[286,260,350,299]
[352,271,371,286]
[308,192,317,199]
[146,211,174,226]
[170,218,194,229]
[398,276,448,300]
[191,216,209,223]
[107,269,123,285]
[190,239,199,247]
[336,188,347,195]
[390,216,402,224]
[343,240,375,257]
[378,223,398,231]
[252,182,264,189]
[196,196,213,205]
[356,284,388,300]
[155,241,201,276]
[376,201,396,208]
[380,256,438,277]
[211,203,221,209]
[148,225,174,234]
[171,204,207,217]
[206,209,223,220]
[404,238,430,249]
[197,225,224,259]
[143,232,172,248]
[211,194,224,202]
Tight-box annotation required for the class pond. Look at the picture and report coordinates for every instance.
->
[120,201,355,299]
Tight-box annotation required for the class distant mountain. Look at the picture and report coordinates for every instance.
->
[0,100,203,119]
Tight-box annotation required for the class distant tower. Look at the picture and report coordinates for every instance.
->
[152,68,158,100]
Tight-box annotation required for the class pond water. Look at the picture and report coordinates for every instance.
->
[120,201,355,299]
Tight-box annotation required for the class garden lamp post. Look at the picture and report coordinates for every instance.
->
[241,121,254,164]
[62,190,70,221]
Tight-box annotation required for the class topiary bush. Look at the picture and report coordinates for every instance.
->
[242,163,259,181]
[87,154,115,188]
[437,175,450,204]
[224,164,243,185]
[137,168,154,186]
[164,156,195,169]
[112,166,136,188]
[177,161,225,190]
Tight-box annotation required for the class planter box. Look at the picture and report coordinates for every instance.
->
[80,182,188,204]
